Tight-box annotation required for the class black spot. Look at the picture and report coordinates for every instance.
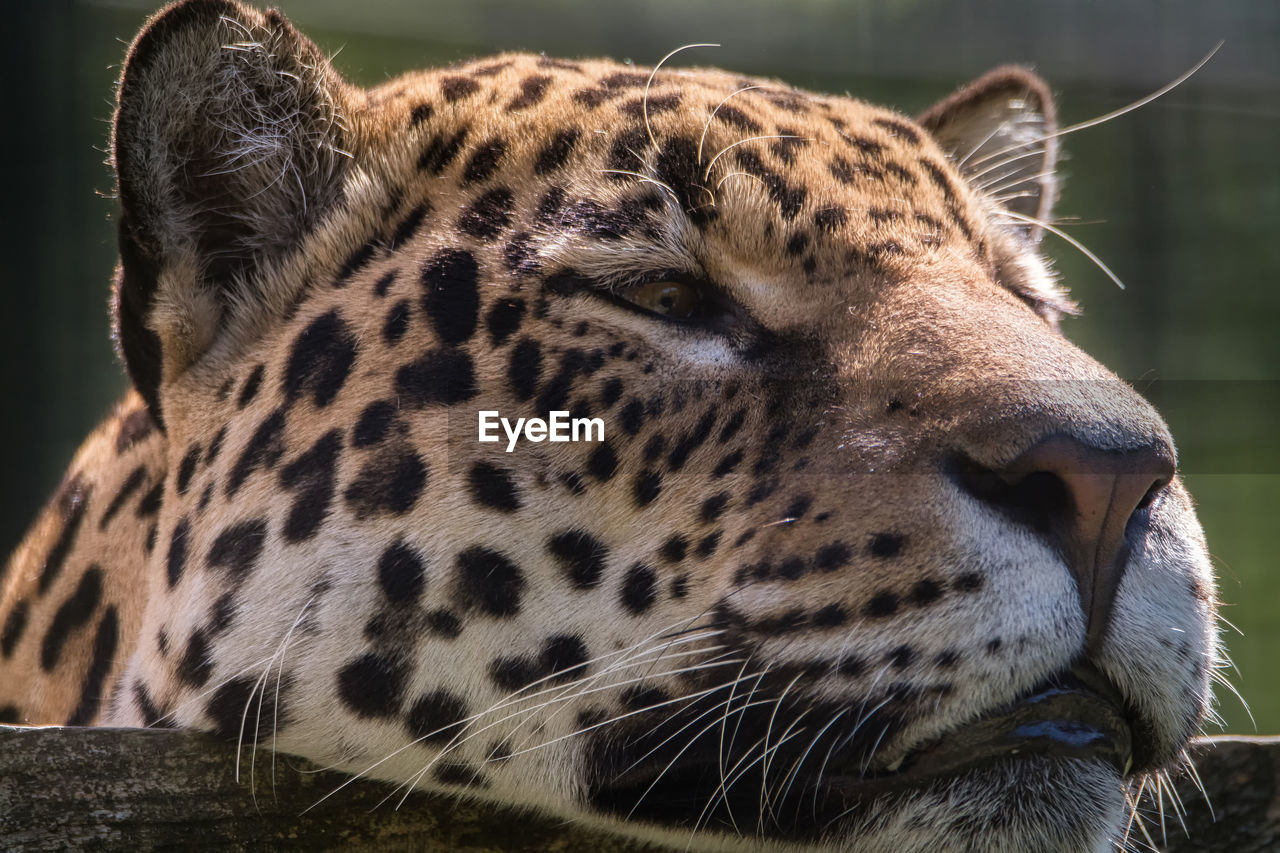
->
[337,652,408,718]
[421,249,480,347]
[669,574,689,598]
[535,128,580,174]
[543,634,590,682]
[65,606,119,726]
[441,75,480,101]
[486,299,525,346]
[99,466,147,531]
[1,600,29,658]
[632,470,662,507]
[620,92,681,117]
[718,409,747,443]
[508,338,542,400]
[426,609,462,639]
[654,135,712,222]
[599,377,624,409]
[935,649,961,669]
[464,138,507,184]
[334,241,376,286]
[207,518,267,584]
[455,547,525,617]
[887,645,915,669]
[374,270,397,297]
[813,604,847,628]
[433,762,487,788]
[205,675,290,741]
[508,74,553,111]
[621,685,670,712]
[715,104,761,132]
[576,707,608,730]
[606,126,649,177]
[910,579,943,606]
[407,689,469,744]
[586,442,618,482]
[458,187,514,239]
[618,399,645,435]
[176,629,212,688]
[354,400,397,448]
[872,117,921,145]
[713,449,744,477]
[211,592,236,634]
[659,535,687,563]
[700,492,730,523]
[133,681,163,727]
[620,564,657,615]
[536,186,567,223]
[419,127,469,174]
[237,364,264,408]
[547,530,608,590]
[695,531,721,558]
[283,311,357,409]
[814,206,848,232]
[166,519,190,588]
[865,591,899,618]
[279,430,342,543]
[227,408,286,496]
[40,567,102,671]
[115,408,156,453]
[738,149,808,220]
[175,444,201,495]
[344,449,428,519]
[815,542,852,572]
[382,299,411,344]
[869,533,903,559]
[37,475,91,595]
[468,461,521,512]
[395,348,477,406]
[954,572,985,593]
[490,656,543,692]
[409,102,433,126]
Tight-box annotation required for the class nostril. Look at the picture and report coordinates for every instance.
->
[950,457,1072,538]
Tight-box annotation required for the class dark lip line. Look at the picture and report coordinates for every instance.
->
[815,661,1141,800]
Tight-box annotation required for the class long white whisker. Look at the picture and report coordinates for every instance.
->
[644,44,719,150]
[964,43,1222,174]
[699,86,762,166]
[996,209,1128,290]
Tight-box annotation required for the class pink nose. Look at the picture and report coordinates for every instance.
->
[955,435,1175,650]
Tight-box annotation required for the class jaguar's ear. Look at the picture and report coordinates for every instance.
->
[917,67,1058,243]
[112,0,352,425]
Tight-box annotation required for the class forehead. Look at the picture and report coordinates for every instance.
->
[363,53,987,284]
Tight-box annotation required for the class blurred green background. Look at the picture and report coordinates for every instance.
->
[2,0,1276,734]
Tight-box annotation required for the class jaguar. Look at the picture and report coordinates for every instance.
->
[0,1,1218,849]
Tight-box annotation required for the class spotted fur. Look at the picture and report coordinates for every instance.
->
[1,2,1217,850]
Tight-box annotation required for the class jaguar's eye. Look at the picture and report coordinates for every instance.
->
[618,280,703,320]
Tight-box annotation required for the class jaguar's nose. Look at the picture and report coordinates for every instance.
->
[954,435,1175,650]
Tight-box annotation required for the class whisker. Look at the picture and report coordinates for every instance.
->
[702,135,810,183]
[698,86,762,166]
[964,43,1222,174]
[643,44,719,150]
[995,209,1128,290]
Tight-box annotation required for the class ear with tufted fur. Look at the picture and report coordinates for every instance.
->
[112,0,352,426]
[917,67,1058,243]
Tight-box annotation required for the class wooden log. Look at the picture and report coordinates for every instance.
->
[1,726,1276,851]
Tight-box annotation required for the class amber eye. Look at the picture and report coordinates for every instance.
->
[619,280,703,320]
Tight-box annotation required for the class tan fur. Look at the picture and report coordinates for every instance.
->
[2,2,1216,849]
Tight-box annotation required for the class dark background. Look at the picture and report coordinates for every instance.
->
[3,0,1277,734]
